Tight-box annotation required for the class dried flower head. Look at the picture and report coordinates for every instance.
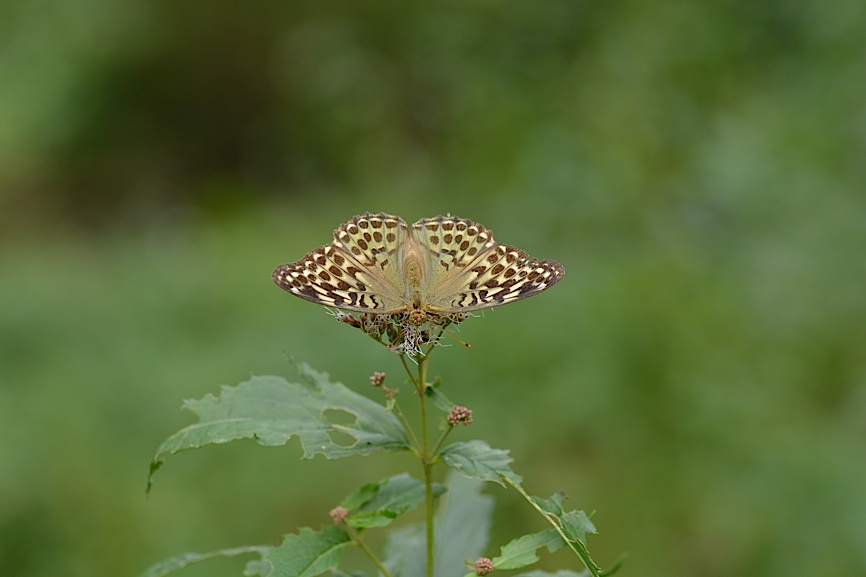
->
[475,557,494,575]
[340,311,462,357]
[325,308,361,328]
[369,371,386,387]
[447,405,473,426]
[329,506,348,524]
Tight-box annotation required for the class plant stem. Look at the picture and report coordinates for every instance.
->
[392,403,421,455]
[429,425,454,458]
[400,354,418,388]
[417,354,435,577]
[399,351,436,577]
[355,531,393,577]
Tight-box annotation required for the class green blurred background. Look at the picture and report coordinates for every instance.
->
[2,1,865,576]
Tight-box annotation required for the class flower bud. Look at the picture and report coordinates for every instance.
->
[447,405,473,426]
[475,557,494,575]
[329,506,348,524]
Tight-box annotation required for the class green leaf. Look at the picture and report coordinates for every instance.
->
[492,529,565,570]
[339,481,380,511]
[440,440,522,486]
[424,381,453,413]
[329,570,367,577]
[346,473,445,529]
[561,510,596,543]
[531,494,597,542]
[533,493,566,516]
[384,473,493,577]
[383,524,425,577]
[346,508,400,529]
[511,484,608,577]
[244,526,351,577]
[148,364,410,490]
[139,546,268,577]
[431,473,494,577]
[358,473,443,515]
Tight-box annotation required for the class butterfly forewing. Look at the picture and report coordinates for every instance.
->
[456,248,564,309]
[272,213,409,313]
[411,215,496,289]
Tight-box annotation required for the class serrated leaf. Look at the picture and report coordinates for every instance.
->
[339,482,380,510]
[139,546,268,577]
[358,473,442,514]
[492,529,565,570]
[345,473,445,529]
[511,484,613,577]
[531,493,596,543]
[244,526,351,577]
[346,509,401,529]
[148,364,410,490]
[440,440,522,486]
[533,493,566,517]
[561,510,596,543]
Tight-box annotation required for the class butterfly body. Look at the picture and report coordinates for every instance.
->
[273,212,563,317]
[402,245,425,310]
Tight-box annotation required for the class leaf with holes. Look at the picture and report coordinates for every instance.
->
[147,363,410,491]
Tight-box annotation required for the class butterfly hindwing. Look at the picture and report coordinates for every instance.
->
[426,237,564,313]
[411,215,497,280]
[463,246,564,308]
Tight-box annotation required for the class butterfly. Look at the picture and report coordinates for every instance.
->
[272,213,563,322]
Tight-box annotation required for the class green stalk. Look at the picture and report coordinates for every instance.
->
[417,354,434,577]
[392,403,422,456]
[355,530,393,577]
[429,424,454,458]
[399,351,435,577]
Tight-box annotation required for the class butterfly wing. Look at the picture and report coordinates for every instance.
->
[273,213,410,313]
[411,215,564,313]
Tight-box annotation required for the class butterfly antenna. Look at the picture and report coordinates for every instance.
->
[442,328,472,348]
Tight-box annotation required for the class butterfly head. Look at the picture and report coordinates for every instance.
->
[408,309,427,325]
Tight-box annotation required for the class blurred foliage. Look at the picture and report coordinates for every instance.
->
[1,1,865,576]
